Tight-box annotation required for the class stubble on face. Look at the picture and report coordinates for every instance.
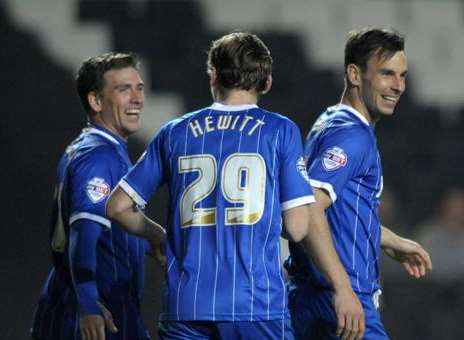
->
[99,67,145,139]
[360,51,407,122]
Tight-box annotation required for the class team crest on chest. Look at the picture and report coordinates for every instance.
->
[322,146,348,171]
[86,177,110,203]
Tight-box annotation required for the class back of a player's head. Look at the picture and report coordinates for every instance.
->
[207,32,273,95]
[76,52,140,114]
[344,26,404,72]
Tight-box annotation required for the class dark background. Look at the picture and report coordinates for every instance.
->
[1,1,464,339]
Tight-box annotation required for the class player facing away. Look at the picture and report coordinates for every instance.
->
[285,27,433,340]
[107,32,364,340]
[31,53,165,340]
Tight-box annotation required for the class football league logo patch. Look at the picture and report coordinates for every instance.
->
[296,156,311,184]
[86,177,111,203]
[322,146,348,171]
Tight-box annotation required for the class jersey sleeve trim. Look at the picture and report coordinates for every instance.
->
[119,179,147,208]
[281,195,315,211]
[69,212,111,229]
[310,179,337,203]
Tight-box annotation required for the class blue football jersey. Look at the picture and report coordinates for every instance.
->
[120,103,314,321]
[287,104,383,294]
[32,125,150,340]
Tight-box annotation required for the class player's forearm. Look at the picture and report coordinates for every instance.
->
[107,186,166,244]
[302,204,352,291]
[111,206,166,244]
[69,220,102,315]
[380,225,400,249]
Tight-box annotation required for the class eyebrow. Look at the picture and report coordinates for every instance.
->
[379,68,408,76]
[114,82,145,89]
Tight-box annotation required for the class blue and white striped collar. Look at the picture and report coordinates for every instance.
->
[210,102,258,112]
[331,103,370,126]
[86,124,124,145]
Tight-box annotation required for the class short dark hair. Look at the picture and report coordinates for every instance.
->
[76,52,139,114]
[344,27,405,71]
[207,32,273,95]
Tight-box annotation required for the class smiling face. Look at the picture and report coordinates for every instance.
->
[358,50,408,121]
[91,66,144,139]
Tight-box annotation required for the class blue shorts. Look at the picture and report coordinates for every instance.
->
[287,283,389,340]
[158,319,295,340]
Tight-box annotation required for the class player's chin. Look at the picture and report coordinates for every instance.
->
[379,106,396,116]
[380,100,399,115]
[124,120,141,134]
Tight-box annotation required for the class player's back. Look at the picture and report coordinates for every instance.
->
[122,102,313,321]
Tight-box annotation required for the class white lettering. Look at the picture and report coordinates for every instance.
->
[217,115,232,130]
[231,115,241,130]
[189,115,266,137]
[248,119,265,135]
[239,115,254,132]
[205,116,215,133]
[189,119,203,138]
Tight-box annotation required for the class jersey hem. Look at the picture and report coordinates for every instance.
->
[159,312,288,321]
[281,195,315,211]
[69,212,111,229]
[309,179,337,203]
[119,179,147,208]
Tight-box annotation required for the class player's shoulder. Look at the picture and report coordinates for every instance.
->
[318,104,371,139]
[257,107,299,130]
[68,129,121,166]
[160,107,207,131]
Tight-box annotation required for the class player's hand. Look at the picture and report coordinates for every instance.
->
[333,287,365,340]
[383,237,432,278]
[80,314,106,340]
[80,303,118,340]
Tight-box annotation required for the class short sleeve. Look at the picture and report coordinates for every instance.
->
[68,146,123,229]
[307,126,370,203]
[119,127,168,207]
[279,120,315,211]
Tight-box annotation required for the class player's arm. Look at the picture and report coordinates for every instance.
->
[106,186,166,253]
[284,188,365,340]
[69,219,118,340]
[381,225,432,278]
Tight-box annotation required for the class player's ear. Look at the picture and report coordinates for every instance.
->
[261,75,272,95]
[346,63,361,87]
[208,67,217,87]
[88,92,102,113]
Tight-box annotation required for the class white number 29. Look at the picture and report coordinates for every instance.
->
[179,153,266,227]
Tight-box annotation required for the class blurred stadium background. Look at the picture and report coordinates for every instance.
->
[1,0,464,338]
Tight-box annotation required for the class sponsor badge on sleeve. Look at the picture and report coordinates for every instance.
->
[86,177,111,203]
[322,146,348,171]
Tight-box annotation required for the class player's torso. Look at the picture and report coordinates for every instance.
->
[328,139,382,293]
[51,127,147,296]
[305,106,383,293]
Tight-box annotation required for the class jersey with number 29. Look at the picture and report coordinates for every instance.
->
[120,103,314,321]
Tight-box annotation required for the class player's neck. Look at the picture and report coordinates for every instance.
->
[90,116,129,141]
[215,89,259,106]
[340,88,375,124]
